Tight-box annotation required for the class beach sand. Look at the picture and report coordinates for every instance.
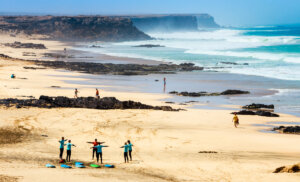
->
[1,33,300,182]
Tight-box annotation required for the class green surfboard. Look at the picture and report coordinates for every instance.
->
[90,164,101,168]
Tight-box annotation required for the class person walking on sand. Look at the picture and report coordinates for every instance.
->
[163,77,166,92]
[232,113,239,128]
[91,143,108,164]
[127,140,133,161]
[121,142,129,163]
[65,140,76,162]
[58,137,67,159]
[95,88,100,99]
[87,139,105,160]
[74,88,79,98]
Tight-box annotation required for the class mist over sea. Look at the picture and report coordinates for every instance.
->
[77,25,300,116]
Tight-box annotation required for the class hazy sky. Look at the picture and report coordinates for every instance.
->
[0,0,299,26]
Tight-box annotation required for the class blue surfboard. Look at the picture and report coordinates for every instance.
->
[75,164,86,168]
[104,164,115,168]
[75,162,84,165]
[46,164,56,168]
[61,164,72,168]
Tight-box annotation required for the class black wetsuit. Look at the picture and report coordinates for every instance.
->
[66,150,71,162]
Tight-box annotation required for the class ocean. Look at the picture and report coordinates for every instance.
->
[75,25,300,116]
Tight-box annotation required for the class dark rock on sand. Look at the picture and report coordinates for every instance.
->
[0,96,181,111]
[132,44,165,48]
[4,41,46,49]
[242,103,274,110]
[273,126,300,134]
[23,67,46,70]
[274,163,300,173]
[169,90,250,97]
[233,110,279,117]
[219,62,249,66]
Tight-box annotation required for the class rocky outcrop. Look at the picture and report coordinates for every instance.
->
[274,163,300,173]
[0,96,181,111]
[242,103,274,110]
[3,41,46,49]
[169,90,249,97]
[132,44,165,48]
[130,14,219,32]
[273,126,300,134]
[232,110,279,117]
[0,16,151,41]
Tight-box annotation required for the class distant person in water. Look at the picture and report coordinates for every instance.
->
[91,143,108,164]
[64,48,67,54]
[127,140,133,161]
[121,142,129,163]
[65,140,76,162]
[58,137,67,159]
[163,77,166,92]
[95,88,100,99]
[74,88,79,98]
[87,139,105,160]
[232,113,239,128]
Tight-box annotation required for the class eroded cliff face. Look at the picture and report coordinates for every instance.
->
[0,16,151,41]
[130,14,220,32]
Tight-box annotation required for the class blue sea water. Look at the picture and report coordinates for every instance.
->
[75,25,300,116]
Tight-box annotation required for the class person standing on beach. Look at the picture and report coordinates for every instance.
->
[65,140,76,162]
[232,113,239,128]
[127,140,133,161]
[95,88,100,99]
[121,142,129,163]
[163,77,166,92]
[91,143,109,164]
[74,88,79,98]
[58,137,67,159]
[87,139,105,160]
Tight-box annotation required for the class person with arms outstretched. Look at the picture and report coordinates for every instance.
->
[91,143,108,164]
[121,142,129,163]
[58,137,67,159]
[127,140,133,161]
[87,139,105,160]
[65,140,76,162]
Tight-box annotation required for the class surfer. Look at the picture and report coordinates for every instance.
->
[95,88,100,99]
[91,143,108,164]
[74,88,79,98]
[232,113,239,128]
[163,77,166,92]
[87,139,105,160]
[58,137,67,159]
[121,142,129,163]
[65,140,76,162]
[127,140,133,161]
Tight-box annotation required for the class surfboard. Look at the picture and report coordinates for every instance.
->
[90,164,101,168]
[46,164,56,168]
[104,164,115,168]
[75,164,85,168]
[75,162,83,165]
[61,164,72,168]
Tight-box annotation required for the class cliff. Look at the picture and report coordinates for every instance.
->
[129,14,219,32]
[0,16,151,41]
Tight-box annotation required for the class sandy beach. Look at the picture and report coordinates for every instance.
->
[1,33,300,182]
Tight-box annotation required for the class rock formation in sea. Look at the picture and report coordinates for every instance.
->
[0,16,151,41]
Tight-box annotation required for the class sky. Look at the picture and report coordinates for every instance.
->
[0,0,300,26]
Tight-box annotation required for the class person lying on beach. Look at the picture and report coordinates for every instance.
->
[74,88,79,98]
[65,140,76,162]
[127,140,133,161]
[58,137,68,159]
[232,113,239,128]
[87,139,105,160]
[121,142,129,163]
[91,143,108,164]
[95,88,100,99]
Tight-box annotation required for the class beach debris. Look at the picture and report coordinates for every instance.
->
[198,151,218,154]
[0,96,182,111]
[272,126,300,134]
[232,110,279,117]
[274,163,300,173]
[50,86,61,88]
[3,41,46,49]
[41,134,48,137]
[23,66,46,70]
[242,103,274,110]
[169,90,250,97]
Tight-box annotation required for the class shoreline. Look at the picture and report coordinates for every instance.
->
[1,33,300,181]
